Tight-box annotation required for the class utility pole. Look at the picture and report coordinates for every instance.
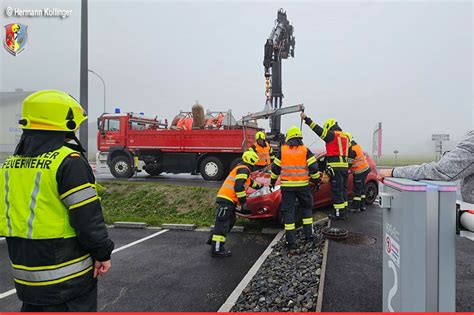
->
[79,0,88,157]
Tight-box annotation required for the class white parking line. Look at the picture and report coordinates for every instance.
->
[218,230,285,312]
[112,229,169,254]
[0,289,16,299]
[0,229,170,300]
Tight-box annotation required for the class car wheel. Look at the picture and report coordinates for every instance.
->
[110,156,134,178]
[144,163,163,176]
[365,181,378,205]
[200,156,225,181]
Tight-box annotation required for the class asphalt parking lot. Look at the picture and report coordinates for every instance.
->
[0,229,274,312]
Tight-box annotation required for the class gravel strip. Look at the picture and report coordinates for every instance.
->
[231,222,327,312]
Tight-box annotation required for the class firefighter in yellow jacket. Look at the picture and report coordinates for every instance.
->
[270,126,320,252]
[249,131,274,170]
[210,150,263,257]
[347,134,371,212]
[0,90,114,311]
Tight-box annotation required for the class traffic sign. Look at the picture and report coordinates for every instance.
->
[432,134,449,141]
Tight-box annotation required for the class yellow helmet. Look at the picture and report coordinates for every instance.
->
[255,131,266,140]
[19,90,87,131]
[285,126,303,142]
[323,118,337,131]
[242,150,259,166]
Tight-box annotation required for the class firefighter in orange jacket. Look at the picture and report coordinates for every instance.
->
[210,151,263,257]
[301,113,350,220]
[347,134,371,212]
[249,131,274,171]
[270,126,320,252]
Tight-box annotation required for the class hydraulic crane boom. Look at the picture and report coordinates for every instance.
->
[263,8,296,136]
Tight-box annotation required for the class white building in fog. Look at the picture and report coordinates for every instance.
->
[0,89,33,154]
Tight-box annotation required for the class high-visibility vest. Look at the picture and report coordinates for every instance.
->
[280,144,309,188]
[0,146,96,289]
[217,165,251,205]
[350,143,370,174]
[326,131,350,168]
[255,142,271,166]
[0,146,80,239]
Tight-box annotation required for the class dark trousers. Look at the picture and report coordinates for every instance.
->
[21,281,97,312]
[281,187,314,247]
[211,201,236,251]
[331,168,349,211]
[352,169,370,209]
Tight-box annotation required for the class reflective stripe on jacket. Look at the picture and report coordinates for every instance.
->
[217,165,251,205]
[254,142,271,166]
[326,131,350,168]
[0,146,86,239]
[280,144,309,187]
[350,143,370,174]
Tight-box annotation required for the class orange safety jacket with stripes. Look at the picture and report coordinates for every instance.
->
[216,164,260,205]
[348,142,370,174]
[270,141,320,190]
[250,142,274,166]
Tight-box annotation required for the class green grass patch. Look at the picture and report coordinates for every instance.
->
[100,181,218,227]
[100,181,329,228]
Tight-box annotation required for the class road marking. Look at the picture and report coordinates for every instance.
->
[316,219,330,312]
[218,230,285,312]
[112,229,169,254]
[0,229,169,300]
[0,289,16,299]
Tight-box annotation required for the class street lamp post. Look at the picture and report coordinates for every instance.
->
[88,69,106,113]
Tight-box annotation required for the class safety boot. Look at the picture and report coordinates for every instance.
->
[210,241,232,258]
[349,200,361,212]
[329,208,345,220]
[206,234,212,245]
[360,201,366,212]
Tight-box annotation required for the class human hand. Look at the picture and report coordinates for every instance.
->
[94,260,111,278]
[377,168,393,182]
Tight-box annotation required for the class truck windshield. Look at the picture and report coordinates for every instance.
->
[105,119,121,132]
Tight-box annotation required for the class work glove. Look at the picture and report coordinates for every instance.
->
[325,165,335,178]
[236,203,251,215]
[300,112,307,120]
[310,177,321,191]
[269,179,277,192]
[255,183,264,190]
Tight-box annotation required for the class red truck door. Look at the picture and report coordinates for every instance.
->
[99,117,126,150]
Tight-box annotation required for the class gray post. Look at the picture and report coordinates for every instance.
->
[380,178,456,312]
[79,0,88,156]
[421,180,457,311]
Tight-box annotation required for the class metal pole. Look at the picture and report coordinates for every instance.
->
[79,0,88,156]
[88,69,106,113]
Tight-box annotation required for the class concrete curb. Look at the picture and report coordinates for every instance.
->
[210,225,245,233]
[218,230,285,312]
[113,222,147,229]
[316,219,330,312]
[261,227,282,235]
[161,223,196,231]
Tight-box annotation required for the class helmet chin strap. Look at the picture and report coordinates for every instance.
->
[66,132,87,157]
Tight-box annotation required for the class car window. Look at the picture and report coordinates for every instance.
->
[105,119,120,132]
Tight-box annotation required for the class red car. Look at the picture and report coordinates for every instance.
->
[239,151,379,222]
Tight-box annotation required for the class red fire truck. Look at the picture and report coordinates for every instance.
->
[96,111,260,180]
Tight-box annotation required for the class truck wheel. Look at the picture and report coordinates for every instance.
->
[364,181,378,205]
[200,156,225,181]
[110,156,134,178]
[144,163,163,176]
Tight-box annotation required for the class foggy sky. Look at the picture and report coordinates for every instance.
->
[1,0,472,157]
